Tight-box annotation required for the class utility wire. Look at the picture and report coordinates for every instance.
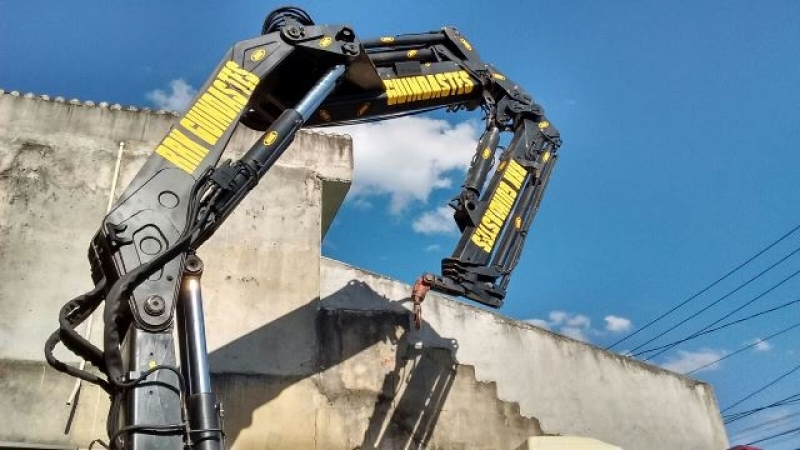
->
[722,362,800,413]
[731,411,800,442]
[725,393,800,424]
[606,222,800,350]
[638,266,800,360]
[647,265,800,362]
[627,244,800,355]
[747,425,800,445]
[631,297,800,358]
[685,320,800,375]
[734,411,800,435]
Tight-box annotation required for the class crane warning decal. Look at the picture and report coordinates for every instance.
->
[156,60,260,174]
[383,70,474,106]
[470,160,527,253]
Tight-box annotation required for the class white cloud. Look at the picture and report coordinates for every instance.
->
[604,315,632,333]
[526,311,636,343]
[330,116,480,213]
[561,326,588,342]
[526,310,593,342]
[424,244,442,253]
[566,314,591,328]
[146,79,196,112]
[412,206,457,235]
[661,349,725,374]
[351,198,373,210]
[525,319,551,330]
[750,338,773,352]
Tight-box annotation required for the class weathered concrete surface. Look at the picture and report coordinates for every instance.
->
[320,259,730,449]
[0,92,729,449]
[0,92,352,447]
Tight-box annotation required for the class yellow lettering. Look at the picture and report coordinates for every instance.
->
[196,96,235,127]
[493,183,515,213]
[384,71,478,106]
[443,72,459,93]
[470,227,494,253]
[156,62,260,173]
[470,174,522,254]
[393,79,408,104]
[199,90,238,119]
[415,76,432,100]
[224,61,260,92]
[184,110,224,142]
[404,77,423,101]
[180,117,216,145]
[197,104,228,132]
[450,72,465,94]
[435,74,451,96]
[504,160,527,189]
[384,80,398,106]
[170,129,209,161]
[481,210,504,232]
[155,144,195,173]
[459,71,474,94]
[162,136,202,166]
[426,75,442,98]
[212,80,247,107]
[217,65,251,96]
[207,85,244,114]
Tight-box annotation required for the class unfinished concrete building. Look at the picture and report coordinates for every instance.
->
[0,91,729,449]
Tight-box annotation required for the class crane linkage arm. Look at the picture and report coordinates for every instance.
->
[44,7,561,450]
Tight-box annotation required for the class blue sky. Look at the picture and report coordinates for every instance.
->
[3,1,800,446]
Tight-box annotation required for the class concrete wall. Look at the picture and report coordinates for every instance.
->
[320,259,730,449]
[0,91,729,449]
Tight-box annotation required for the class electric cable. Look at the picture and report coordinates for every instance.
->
[746,425,800,445]
[722,362,800,413]
[730,410,800,442]
[627,244,800,355]
[648,265,800,362]
[725,393,800,424]
[606,222,800,350]
[684,320,800,375]
[632,297,800,358]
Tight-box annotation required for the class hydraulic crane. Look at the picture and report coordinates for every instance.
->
[44,7,561,450]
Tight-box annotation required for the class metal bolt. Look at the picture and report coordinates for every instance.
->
[286,26,301,38]
[144,295,165,316]
[342,43,358,55]
[185,255,204,275]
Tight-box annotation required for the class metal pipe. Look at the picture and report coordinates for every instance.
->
[179,255,212,395]
[362,32,445,48]
[295,64,346,120]
[178,255,222,450]
[368,49,435,65]
[183,277,211,394]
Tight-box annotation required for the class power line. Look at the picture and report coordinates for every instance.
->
[684,320,800,375]
[733,410,800,436]
[639,266,800,360]
[627,244,800,356]
[747,424,800,445]
[730,410,800,442]
[654,270,800,363]
[631,297,800,358]
[725,393,800,424]
[722,362,800,413]
[605,223,800,350]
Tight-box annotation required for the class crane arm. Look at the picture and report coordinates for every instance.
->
[44,8,561,450]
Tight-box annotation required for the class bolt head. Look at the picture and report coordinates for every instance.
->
[144,295,165,316]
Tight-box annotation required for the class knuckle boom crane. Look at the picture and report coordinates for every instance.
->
[44,7,561,450]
